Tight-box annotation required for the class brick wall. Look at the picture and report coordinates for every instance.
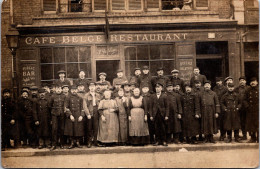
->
[218,0,232,19]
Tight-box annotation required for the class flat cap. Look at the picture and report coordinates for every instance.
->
[21,90,29,94]
[166,82,173,87]
[204,80,211,85]
[30,86,38,90]
[134,67,141,71]
[216,77,223,82]
[224,76,233,82]
[38,88,46,93]
[89,81,96,86]
[22,86,30,91]
[250,77,258,82]
[155,82,163,87]
[157,67,164,71]
[117,69,123,73]
[62,84,69,89]
[57,70,66,74]
[3,89,10,94]
[143,66,149,70]
[99,72,107,76]
[171,69,179,74]
[239,76,246,81]
[194,80,201,84]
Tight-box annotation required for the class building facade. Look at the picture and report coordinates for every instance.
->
[1,0,259,94]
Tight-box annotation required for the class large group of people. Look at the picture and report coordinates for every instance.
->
[1,66,259,151]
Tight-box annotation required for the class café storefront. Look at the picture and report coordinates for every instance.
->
[17,22,238,90]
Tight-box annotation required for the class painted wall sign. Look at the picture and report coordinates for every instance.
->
[178,58,194,81]
[21,64,36,87]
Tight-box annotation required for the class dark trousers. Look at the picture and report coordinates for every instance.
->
[250,132,259,141]
[2,123,12,148]
[51,115,65,146]
[240,108,247,137]
[147,114,155,143]
[39,136,51,146]
[154,113,166,143]
[86,107,99,144]
[20,117,36,146]
[227,130,239,139]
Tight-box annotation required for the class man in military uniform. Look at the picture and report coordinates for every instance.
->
[17,90,34,147]
[220,83,242,143]
[54,70,71,87]
[83,82,102,147]
[74,70,90,92]
[213,77,228,141]
[112,69,128,87]
[49,86,66,151]
[234,76,250,140]
[129,67,142,88]
[198,80,220,143]
[1,89,17,150]
[140,66,153,93]
[151,67,169,93]
[64,85,85,149]
[190,67,207,88]
[150,82,169,146]
[33,88,52,149]
[96,72,112,89]
[169,69,185,92]
[244,77,259,143]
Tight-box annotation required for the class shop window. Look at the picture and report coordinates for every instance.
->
[124,44,175,78]
[42,0,57,13]
[244,42,259,59]
[162,0,184,10]
[69,0,83,12]
[40,46,92,84]
[93,0,107,11]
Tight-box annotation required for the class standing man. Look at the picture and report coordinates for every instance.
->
[74,70,90,92]
[234,76,250,140]
[198,80,220,143]
[190,67,207,88]
[151,67,169,93]
[83,82,102,148]
[96,72,112,89]
[30,86,39,148]
[150,82,169,146]
[54,70,71,87]
[213,77,228,141]
[1,89,17,150]
[140,66,153,93]
[112,69,128,87]
[129,67,142,88]
[169,69,185,92]
[244,77,259,143]
[224,76,234,87]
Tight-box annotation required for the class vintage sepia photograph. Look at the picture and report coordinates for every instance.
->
[1,0,259,168]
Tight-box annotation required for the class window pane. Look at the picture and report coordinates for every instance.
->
[160,45,174,59]
[69,0,82,12]
[112,0,125,10]
[150,45,160,60]
[195,0,208,7]
[137,45,149,60]
[150,61,162,76]
[54,64,65,79]
[67,63,79,79]
[80,63,92,78]
[94,0,106,10]
[40,48,52,63]
[125,61,137,77]
[66,47,78,62]
[125,47,136,60]
[43,0,56,11]
[136,61,149,69]
[79,46,91,62]
[162,60,174,75]
[41,64,53,80]
[147,0,159,9]
[53,47,65,63]
[129,0,142,10]
[162,0,184,10]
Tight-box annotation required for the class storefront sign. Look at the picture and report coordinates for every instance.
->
[21,64,36,87]
[178,58,193,81]
[21,33,188,46]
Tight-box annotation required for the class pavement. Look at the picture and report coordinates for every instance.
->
[2,141,259,157]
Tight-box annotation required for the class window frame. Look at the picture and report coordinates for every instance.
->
[92,0,109,12]
[41,0,58,14]
[193,0,209,10]
[146,0,161,11]
[110,0,144,12]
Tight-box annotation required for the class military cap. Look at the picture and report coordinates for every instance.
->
[157,67,164,71]
[62,84,69,89]
[57,70,66,74]
[89,81,96,86]
[166,82,173,87]
[204,80,211,85]
[3,89,10,94]
[194,80,201,84]
[155,82,163,87]
[141,83,149,88]
[71,85,78,90]
[21,90,29,94]
[171,69,179,74]
[224,76,233,82]
[216,77,223,82]
[99,72,107,77]
[30,86,38,90]
[239,76,246,81]
[250,77,258,82]
[38,88,46,93]
[117,69,123,73]
[134,67,141,71]
[142,66,149,70]
[227,83,235,87]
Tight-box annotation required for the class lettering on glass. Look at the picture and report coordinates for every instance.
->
[21,64,36,87]
[96,45,119,56]
[178,59,193,81]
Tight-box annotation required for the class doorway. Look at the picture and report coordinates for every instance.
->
[96,60,120,83]
[245,61,259,84]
